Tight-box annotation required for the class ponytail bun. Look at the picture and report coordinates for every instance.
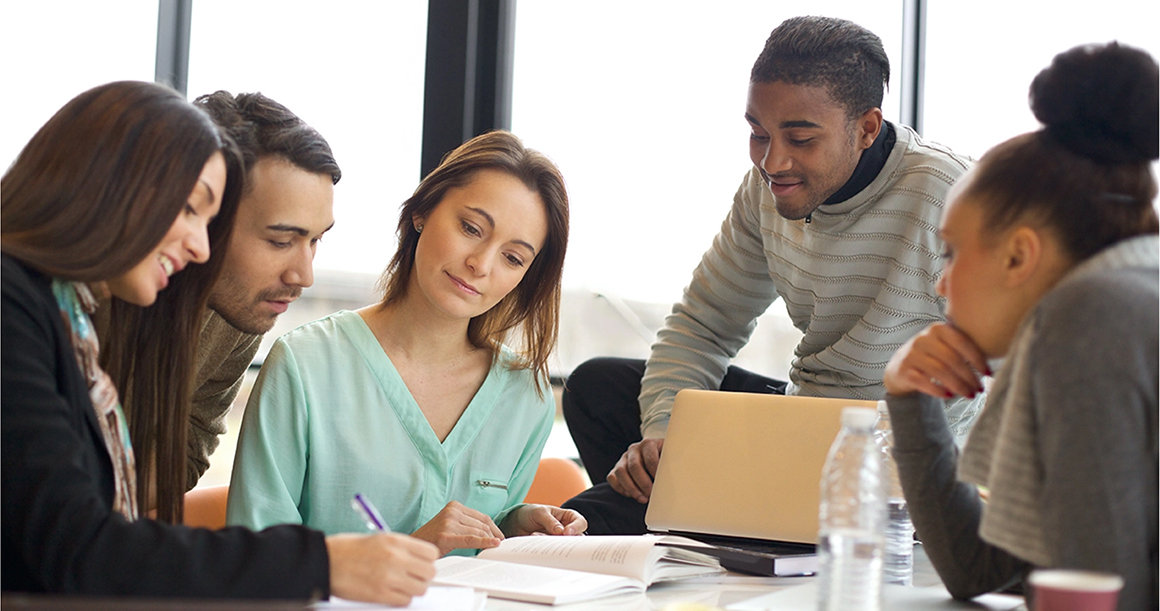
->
[1030,41,1158,164]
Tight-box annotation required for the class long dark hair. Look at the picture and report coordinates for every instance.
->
[100,163,242,523]
[2,81,232,279]
[1,80,244,523]
[378,131,569,394]
[965,42,1158,260]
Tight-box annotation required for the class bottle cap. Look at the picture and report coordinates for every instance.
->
[877,400,889,414]
[841,406,877,429]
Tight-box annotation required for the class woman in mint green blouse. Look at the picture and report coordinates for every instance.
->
[227,131,582,555]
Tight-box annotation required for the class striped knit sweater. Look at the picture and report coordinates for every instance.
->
[640,123,978,439]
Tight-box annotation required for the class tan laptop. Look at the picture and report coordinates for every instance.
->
[645,389,878,573]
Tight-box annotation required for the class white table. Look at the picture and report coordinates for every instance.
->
[479,544,1026,611]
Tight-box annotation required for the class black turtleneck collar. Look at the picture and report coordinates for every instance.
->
[820,121,896,207]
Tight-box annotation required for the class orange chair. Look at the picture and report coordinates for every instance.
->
[183,484,229,529]
[523,457,589,506]
[183,460,585,528]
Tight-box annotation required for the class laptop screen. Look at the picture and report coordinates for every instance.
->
[645,389,877,544]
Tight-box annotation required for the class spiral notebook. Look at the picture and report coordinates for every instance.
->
[644,389,878,575]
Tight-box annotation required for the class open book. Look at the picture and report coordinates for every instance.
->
[433,535,724,605]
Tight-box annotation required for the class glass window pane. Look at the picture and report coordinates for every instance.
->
[187,1,428,277]
[512,2,904,304]
[925,2,1160,160]
[0,1,157,169]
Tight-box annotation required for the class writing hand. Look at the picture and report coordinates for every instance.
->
[325,532,438,606]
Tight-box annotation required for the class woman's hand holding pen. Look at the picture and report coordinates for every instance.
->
[884,322,990,399]
[502,504,588,537]
[324,532,438,606]
[412,501,504,556]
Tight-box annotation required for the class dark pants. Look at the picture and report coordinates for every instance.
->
[560,357,786,534]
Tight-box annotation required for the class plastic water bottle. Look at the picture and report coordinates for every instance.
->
[817,407,885,611]
[875,400,914,586]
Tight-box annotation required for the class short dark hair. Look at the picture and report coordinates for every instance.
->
[751,16,889,120]
[194,90,341,186]
[966,42,1158,261]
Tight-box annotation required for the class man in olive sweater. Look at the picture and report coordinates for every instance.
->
[562,16,983,534]
[95,91,337,490]
[178,91,340,489]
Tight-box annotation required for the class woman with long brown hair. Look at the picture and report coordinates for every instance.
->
[227,130,585,555]
[1,80,436,603]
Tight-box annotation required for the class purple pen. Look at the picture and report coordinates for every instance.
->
[351,493,391,532]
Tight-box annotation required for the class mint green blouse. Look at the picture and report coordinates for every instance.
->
[225,310,554,555]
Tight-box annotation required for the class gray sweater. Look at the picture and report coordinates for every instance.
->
[640,123,982,439]
[888,236,1159,611]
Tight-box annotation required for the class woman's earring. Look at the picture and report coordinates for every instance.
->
[416,224,423,234]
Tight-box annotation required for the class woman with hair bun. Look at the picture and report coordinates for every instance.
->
[882,42,1158,610]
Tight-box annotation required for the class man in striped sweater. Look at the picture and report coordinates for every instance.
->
[561,16,983,535]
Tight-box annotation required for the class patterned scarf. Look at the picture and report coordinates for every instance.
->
[51,280,139,520]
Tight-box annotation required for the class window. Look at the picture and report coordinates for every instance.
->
[0,1,157,169]
[187,0,428,278]
[924,1,1160,160]
[511,2,904,305]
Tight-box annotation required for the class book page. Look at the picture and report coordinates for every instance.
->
[434,556,644,605]
[477,535,661,581]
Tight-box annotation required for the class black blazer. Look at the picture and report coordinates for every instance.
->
[1,255,329,598]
